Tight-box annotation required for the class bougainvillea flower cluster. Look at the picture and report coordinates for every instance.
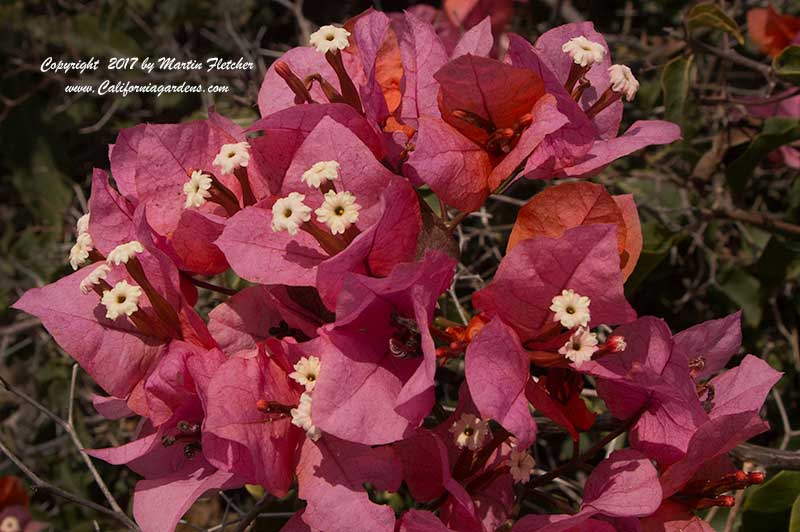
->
[13,8,780,532]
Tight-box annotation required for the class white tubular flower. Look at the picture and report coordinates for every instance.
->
[80,264,111,295]
[101,280,143,320]
[76,212,90,235]
[549,289,591,329]
[561,36,606,67]
[508,448,535,483]
[291,392,321,441]
[184,170,213,208]
[301,160,340,189]
[608,64,640,102]
[289,355,321,391]
[271,192,313,235]
[449,413,490,450]
[315,190,360,235]
[559,327,599,367]
[106,241,144,266]
[309,25,351,54]
[0,516,21,532]
[69,232,94,270]
[212,142,251,174]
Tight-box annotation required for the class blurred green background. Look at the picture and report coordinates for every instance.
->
[2,0,799,530]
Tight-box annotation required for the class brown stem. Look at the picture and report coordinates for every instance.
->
[446,211,471,234]
[710,207,800,237]
[234,167,257,207]
[0,378,140,531]
[274,60,315,104]
[233,492,275,532]
[525,403,647,490]
[690,40,772,79]
[300,221,347,256]
[325,50,363,114]
[126,257,182,339]
[183,274,238,296]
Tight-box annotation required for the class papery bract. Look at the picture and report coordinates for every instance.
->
[13,213,213,415]
[312,251,455,444]
[507,182,642,279]
[405,53,568,212]
[504,23,681,180]
[396,385,515,532]
[512,449,661,531]
[207,285,324,352]
[295,436,401,532]
[218,116,421,299]
[88,343,244,532]
[473,224,636,341]
[202,344,303,495]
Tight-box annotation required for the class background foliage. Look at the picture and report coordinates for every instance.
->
[1,0,799,530]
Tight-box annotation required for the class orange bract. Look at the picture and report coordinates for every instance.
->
[747,6,800,57]
[508,182,642,280]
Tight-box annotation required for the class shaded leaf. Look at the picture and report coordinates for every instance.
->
[742,471,800,532]
[717,268,762,327]
[661,55,694,126]
[687,3,744,44]
[727,117,800,196]
[774,45,800,85]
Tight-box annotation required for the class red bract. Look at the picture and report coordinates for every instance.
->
[108,111,263,275]
[202,343,303,495]
[291,436,401,532]
[406,56,567,212]
[207,285,324,352]
[473,224,635,340]
[466,224,634,441]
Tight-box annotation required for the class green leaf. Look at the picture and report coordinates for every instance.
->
[727,117,800,196]
[717,267,762,327]
[791,495,800,532]
[9,140,73,232]
[625,222,681,295]
[743,472,800,532]
[661,55,695,126]
[773,45,800,86]
[757,236,797,295]
[686,2,744,44]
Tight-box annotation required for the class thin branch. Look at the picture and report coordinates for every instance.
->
[711,207,800,237]
[67,363,78,428]
[525,407,646,492]
[0,438,139,531]
[184,275,238,296]
[690,40,773,79]
[0,375,135,528]
[234,493,275,532]
[534,414,800,470]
